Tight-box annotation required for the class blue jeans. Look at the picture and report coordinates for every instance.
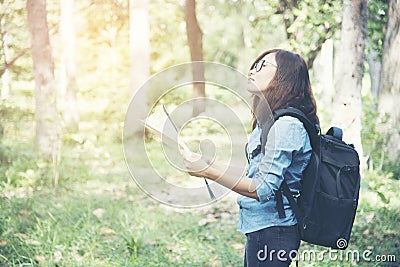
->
[244,225,300,267]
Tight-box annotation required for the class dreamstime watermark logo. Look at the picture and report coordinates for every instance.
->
[256,245,397,264]
[336,238,348,249]
[123,62,273,208]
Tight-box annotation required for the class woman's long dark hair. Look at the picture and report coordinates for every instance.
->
[251,49,319,130]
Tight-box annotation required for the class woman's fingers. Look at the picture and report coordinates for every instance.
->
[179,147,212,178]
[183,154,211,177]
[184,152,201,162]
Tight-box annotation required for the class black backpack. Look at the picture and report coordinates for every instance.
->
[259,107,361,250]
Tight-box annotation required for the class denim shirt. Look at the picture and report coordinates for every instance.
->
[237,116,312,234]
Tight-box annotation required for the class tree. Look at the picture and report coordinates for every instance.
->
[332,0,368,162]
[378,0,400,159]
[366,0,388,99]
[130,0,150,96]
[273,0,342,68]
[1,18,10,100]
[312,39,334,126]
[26,0,60,159]
[60,0,79,131]
[129,0,150,136]
[0,1,30,99]
[185,0,205,116]
[196,0,256,71]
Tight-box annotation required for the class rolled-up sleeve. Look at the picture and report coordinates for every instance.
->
[253,118,307,203]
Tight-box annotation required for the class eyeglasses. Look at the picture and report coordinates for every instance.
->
[252,59,278,72]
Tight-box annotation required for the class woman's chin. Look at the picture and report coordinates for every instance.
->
[246,80,264,93]
[246,87,261,95]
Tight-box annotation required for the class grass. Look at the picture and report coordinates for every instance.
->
[0,180,245,266]
[0,100,399,266]
[0,137,247,266]
[1,140,399,267]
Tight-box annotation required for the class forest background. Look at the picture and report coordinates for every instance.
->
[0,0,399,266]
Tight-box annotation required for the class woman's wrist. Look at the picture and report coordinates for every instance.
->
[202,163,220,181]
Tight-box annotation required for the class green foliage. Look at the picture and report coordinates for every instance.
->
[382,159,400,181]
[0,99,96,188]
[351,201,400,266]
[361,95,399,179]
[0,1,32,80]
[0,101,33,138]
[0,182,245,266]
[0,142,39,188]
[287,0,342,66]
[367,0,388,59]
[0,138,98,189]
[150,0,190,71]
[252,0,342,67]
[0,101,38,188]
[1,166,399,266]
[198,0,288,71]
[364,169,395,205]
[121,234,144,259]
[361,95,388,166]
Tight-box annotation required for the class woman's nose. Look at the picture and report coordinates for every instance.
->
[249,68,255,76]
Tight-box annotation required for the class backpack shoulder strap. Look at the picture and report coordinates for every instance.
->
[273,107,318,219]
[282,181,303,220]
[275,181,304,220]
[273,107,320,147]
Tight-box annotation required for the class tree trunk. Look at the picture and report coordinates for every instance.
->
[185,0,205,116]
[366,47,381,99]
[277,0,298,40]
[332,0,368,164]
[313,38,334,126]
[378,0,400,159]
[236,27,246,72]
[129,0,150,136]
[1,23,10,100]
[60,0,79,132]
[27,0,60,160]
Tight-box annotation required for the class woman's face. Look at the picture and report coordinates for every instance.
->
[247,53,277,95]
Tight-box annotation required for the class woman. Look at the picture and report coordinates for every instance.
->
[182,49,319,266]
